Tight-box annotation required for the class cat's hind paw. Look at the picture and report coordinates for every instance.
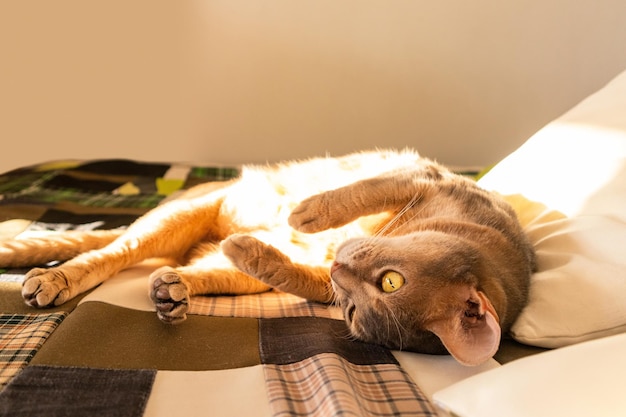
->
[149,266,189,324]
[22,268,73,307]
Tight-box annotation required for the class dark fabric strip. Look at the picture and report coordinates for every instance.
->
[45,174,124,192]
[0,365,156,417]
[259,317,397,366]
[35,209,139,230]
[70,159,170,177]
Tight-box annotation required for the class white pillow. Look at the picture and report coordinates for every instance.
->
[477,68,626,348]
[432,332,626,417]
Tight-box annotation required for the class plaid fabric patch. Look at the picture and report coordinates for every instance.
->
[2,178,168,210]
[0,313,67,390]
[264,353,437,417]
[188,292,344,320]
[0,170,58,195]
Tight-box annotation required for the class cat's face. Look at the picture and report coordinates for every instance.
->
[331,231,495,357]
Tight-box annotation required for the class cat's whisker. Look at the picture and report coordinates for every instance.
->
[332,323,358,342]
[327,289,339,307]
[383,303,407,351]
[375,208,406,238]
[391,312,406,351]
[375,191,422,237]
[338,319,361,342]
[325,279,339,306]
[386,203,429,235]
[384,310,393,347]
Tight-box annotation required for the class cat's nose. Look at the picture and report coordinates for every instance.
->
[330,261,343,275]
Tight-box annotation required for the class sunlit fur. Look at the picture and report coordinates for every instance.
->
[0,149,535,363]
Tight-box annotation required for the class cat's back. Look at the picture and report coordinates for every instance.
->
[221,149,423,226]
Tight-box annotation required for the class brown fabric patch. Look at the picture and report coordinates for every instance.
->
[0,206,47,223]
[0,282,87,315]
[31,302,261,370]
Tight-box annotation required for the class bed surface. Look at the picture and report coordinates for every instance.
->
[3,68,626,416]
[3,158,519,416]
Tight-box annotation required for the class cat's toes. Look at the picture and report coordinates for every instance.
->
[149,266,189,324]
[221,234,265,274]
[222,234,290,280]
[288,195,333,233]
[22,268,72,307]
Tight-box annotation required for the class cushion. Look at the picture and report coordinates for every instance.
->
[477,68,626,348]
[432,332,626,417]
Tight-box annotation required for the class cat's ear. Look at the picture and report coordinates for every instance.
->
[428,288,501,366]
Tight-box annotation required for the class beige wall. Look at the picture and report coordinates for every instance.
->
[2,1,626,173]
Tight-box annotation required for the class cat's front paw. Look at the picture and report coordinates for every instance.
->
[288,194,335,233]
[222,234,290,281]
[149,266,189,324]
[22,268,73,307]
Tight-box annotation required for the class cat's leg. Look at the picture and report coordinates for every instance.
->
[21,190,229,308]
[221,234,334,303]
[149,256,272,324]
[0,230,122,268]
[288,166,449,233]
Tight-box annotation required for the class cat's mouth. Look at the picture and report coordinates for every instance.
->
[330,261,343,276]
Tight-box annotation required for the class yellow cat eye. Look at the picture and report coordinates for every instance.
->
[381,271,405,293]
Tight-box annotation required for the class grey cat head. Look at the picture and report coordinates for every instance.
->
[331,231,502,366]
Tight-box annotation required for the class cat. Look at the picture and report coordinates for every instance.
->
[0,149,535,366]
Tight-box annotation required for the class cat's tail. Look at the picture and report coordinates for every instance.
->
[0,229,124,268]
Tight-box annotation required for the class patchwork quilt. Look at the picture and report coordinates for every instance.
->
[0,159,445,417]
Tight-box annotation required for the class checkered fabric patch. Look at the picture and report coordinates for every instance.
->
[0,313,67,390]
[189,291,344,320]
[264,353,437,417]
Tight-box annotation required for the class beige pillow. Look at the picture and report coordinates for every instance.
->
[477,69,626,348]
[433,332,626,417]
